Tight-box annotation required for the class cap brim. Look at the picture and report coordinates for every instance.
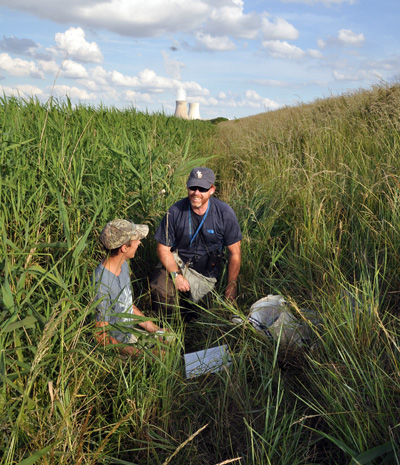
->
[132,224,149,240]
[187,179,212,189]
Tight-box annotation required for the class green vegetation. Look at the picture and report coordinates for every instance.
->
[208,117,230,125]
[1,84,400,464]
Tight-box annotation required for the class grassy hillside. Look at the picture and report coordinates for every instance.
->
[1,85,400,464]
[217,85,400,304]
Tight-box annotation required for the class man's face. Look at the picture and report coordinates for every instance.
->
[187,185,215,211]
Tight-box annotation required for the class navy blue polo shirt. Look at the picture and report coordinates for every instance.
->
[154,196,242,278]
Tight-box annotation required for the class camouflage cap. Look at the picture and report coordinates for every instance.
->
[100,219,149,250]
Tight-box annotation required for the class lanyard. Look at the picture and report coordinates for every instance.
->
[188,201,210,248]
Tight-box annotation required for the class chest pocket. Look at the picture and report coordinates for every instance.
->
[199,225,224,251]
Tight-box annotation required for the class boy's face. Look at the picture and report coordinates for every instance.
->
[122,239,141,259]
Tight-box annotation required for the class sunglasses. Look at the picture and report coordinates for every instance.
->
[188,186,210,193]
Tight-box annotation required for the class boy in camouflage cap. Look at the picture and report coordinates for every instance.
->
[94,219,162,357]
[99,219,149,250]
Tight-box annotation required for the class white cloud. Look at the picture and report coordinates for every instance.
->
[308,49,323,59]
[206,96,219,106]
[338,29,365,46]
[333,70,360,81]
[1,0,208,37]
[54,27,103,62]
[362,56,400,72]
[204,3,262,40]
[280,0,356,5]
[61,65,181,100]
[77,79,98,91]
[124,90,152,103]
[252,79,290,87]
[244,89,280,110]
[183,94,218,107]
[195,33,236,51]
[60,59,89,78]
[0,83,44,99]
[162,51,185,80]
[0,53,43,78]
[81,0,208,37]
[206,88,281,111]
[319,29,365,49]
[52,84,98,100]
[111,70,137,87]
[262,17,299,40]
[37,59,61,75]
[262,98,281,110]
[137,69,174,91]
[1,0,295,47]
[245,89,261,100]
[262,40,306,59]
[181,80,209,96]
[333,69,383,82]
[87,65,110,86]
[35,58,88,79]
[109,67,209,99]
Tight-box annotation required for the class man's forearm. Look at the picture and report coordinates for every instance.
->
[227,256,240,285]
[157,243,190,292]
[227,242,241,283]
[225,242,241,300]
[157,244,180,272]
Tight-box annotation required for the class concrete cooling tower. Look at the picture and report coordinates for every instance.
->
[174,100,189,119]
[188,103,200,120]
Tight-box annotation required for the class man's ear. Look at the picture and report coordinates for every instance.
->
[210,185,216,195]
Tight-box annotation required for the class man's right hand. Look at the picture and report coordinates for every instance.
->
[174,274,190,292]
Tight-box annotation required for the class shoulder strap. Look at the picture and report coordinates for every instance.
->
[188,201,210,248]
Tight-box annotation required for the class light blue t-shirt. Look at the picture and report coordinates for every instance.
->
[94,261,134,343]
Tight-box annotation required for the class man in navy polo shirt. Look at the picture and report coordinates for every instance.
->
[150,167,242,316]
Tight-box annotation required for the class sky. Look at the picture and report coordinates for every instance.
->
[0,0,399,120]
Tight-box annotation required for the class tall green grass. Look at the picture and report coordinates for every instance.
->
[1,85,400,464]
[215,83,400,463]
[0,96,216,464]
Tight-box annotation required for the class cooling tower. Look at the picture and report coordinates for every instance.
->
[174,100,189,119]
[188,102,200,120]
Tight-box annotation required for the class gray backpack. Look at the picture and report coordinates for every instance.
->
[232,295,319,349]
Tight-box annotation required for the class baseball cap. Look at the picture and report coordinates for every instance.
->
[100,219,149,250]
[186,167,215,190]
